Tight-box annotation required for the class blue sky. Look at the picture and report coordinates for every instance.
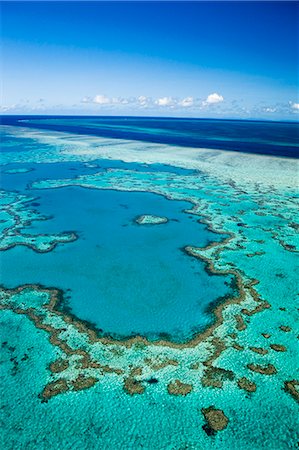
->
[1,1,298,119]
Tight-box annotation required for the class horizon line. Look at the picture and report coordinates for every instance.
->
[1,113,298,125]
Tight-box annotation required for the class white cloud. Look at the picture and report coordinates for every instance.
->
[118,98,129,105]
[291,102,299,110]
[0,104,17,112]
[81,94,127,106]
[138,96,150,107]
[203,93,224,105]
[264,107,277,113]
[93,94,111,105]
[111,97,122,104]
[155,96,175,106]
[81,93,222,110]
[179,97,194,107]
[81,96,92,103]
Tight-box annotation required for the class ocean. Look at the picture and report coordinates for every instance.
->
[0,116,298,449]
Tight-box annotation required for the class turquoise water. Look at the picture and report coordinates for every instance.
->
[2,305,298,450]
[0,120,298,449]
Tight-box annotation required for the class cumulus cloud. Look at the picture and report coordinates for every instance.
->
[81,93,226,110]
[81,96,93,103]
[203,92,224,105]
[119,98,129,105]
[291,102,299,110]
[264,107,277,113]
[0,101,49,113]
[137,96,150,107]
[155,96,175,107]
[93,94,111,105]
[81,94,128,106]
[82,94,177,109]
[179,97,194,107]
[0,104,17,112]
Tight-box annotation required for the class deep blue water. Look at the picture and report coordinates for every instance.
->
[1,115,299,157]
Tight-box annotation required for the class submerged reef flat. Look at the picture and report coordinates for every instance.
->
[1,125,298,189]
[3,167,33,174]
[0,124,299,449]
[135,214,168,225]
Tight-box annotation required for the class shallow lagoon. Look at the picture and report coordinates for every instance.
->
[1,179,232,341]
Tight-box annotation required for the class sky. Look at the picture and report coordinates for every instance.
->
[1,1,298,120]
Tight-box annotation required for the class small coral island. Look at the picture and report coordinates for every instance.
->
[135,214,168,225]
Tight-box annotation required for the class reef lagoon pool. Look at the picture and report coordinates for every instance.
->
[0,117,298,450]
[1,182,234,342]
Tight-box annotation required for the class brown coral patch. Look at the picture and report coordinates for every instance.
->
[40,378,69,401]
[283,380,299,403]
[232,342,244,351]
[167,379,193,396]
[279,325,292,332]
[204,337,226,367]
[100,364,124,375]
[262,333,271,339]
[201,366,234,389]
[71,374,98,391]
[130,366,143,377]
[123,377,145,395]
[235,314,247,331]
[247,363,277,375]
[237,377,256,392]
[246,251,265,258]
[202,406,229,433]
[279,241,297,252]
[270,344,287,352]
[49,358,69,373]
[241,301,271,316]
[249,347,268,355]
